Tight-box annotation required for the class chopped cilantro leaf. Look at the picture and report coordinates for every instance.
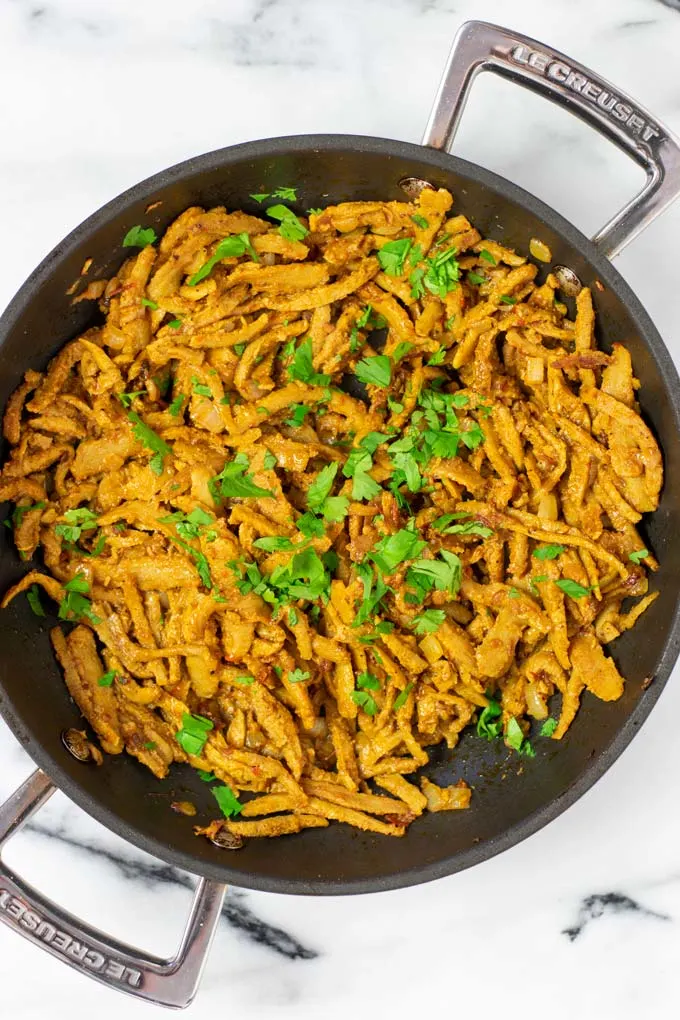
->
[26,584,45,617]
[188,233,258,287]
[629,548,649,565]
[479,249,497,265]
[393,342,413,362]
[212,784,243,818]
[168,394,185,417]
[288,668,311,684]
[176,712,213,756]
[555,578,592,599]
[369,527,426,575]
[288,337,331,386]
[377,238,413,276]
[210,453,272,500]
[540,717,557,737]
[411,214,429,229]
[477,698,502,740]
[533,544,566,560]
[117,390,145,408]
[191,376,213,398]
[250,192,270,203]
[253,536,295,552]
[97,670,116,687]
[127,411,172,475]
[506,717,535,757]
[411,609,446,634]
[393,683,414,711]
[272,186,297,201]
[266,204,308,242]
[123,225,157,248]
[354,354,391,388]
[351,690,378,715]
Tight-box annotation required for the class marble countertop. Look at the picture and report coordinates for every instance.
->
[1,0,680,1016]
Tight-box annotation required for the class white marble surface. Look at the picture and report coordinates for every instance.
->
[1,0,680,1016]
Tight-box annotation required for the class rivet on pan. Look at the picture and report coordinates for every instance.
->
[61,728,100,763]
[399,177,436,200]
[209,829,244,851]
[553,265,583,297]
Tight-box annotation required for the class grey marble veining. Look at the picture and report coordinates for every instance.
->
[1,0,680,1015]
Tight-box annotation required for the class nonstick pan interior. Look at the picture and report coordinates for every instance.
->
[1,136,678,894]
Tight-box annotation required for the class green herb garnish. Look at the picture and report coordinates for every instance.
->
[123,225,157,248]
[266,204,308,242]
[175,712,213,756]
[533,544,566,560]
[212,784,243,818]
[411,609,445,634]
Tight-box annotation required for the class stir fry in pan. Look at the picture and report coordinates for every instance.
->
[0,185,661,841]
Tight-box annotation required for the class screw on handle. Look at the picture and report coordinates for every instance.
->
[422,20,680,257]
[0,770,226,1009]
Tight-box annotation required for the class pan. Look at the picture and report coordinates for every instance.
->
[0,20,679,1009]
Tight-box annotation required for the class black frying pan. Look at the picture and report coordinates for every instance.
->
[1,21,679,1009]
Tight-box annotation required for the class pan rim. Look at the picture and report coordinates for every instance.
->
[1,132,679,895]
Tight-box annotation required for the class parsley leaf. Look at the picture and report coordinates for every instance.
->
[191,376,213,398]
[354,354,391,388]
[479,249,497,265]
[393,683,414,711]
[411,214,429,229]
[127,411,172,475]
[288,336,331,386]
[320,495,349,522]
[97,670,116,687]
[555,578,592,599]
[188,233,258,286]
[368,527,426,575]
[356,671,380,691]
[123,225,157,248]
[393,342,413,363]
[288,668,311,684]
[253,536,295,552]
[26,584,45,617]
[499,295,517,305]
[422,247,460,299]
[411,609,445,634]
[266,204,308,242]
[117,390,145,408]
[629,548,649,565]
[55,507,98,545]
[506,717,535,757]
[427,347,446,366]
[351,690,378,715]
[431,513,493,538]
[285,403,311,427]
[272,186,297,201]
[308,462,339,510]
[477,698,502,740]
[212,784,243,818]
[533,544,566,560]
[250,192,269,203]
[58,575,101,624]
[540,717,557,737]
[210,454,273,500]
[408,550,462,597]
[467,271,486,285]
[168,394,185,417]
[175,712,213,756]
[297,512,325,538]
[377,238,413,276]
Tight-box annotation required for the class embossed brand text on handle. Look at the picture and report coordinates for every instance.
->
[508,44,662,144]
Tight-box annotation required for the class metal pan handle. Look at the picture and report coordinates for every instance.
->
[0,770,226,1009]
[422,20,680,258]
